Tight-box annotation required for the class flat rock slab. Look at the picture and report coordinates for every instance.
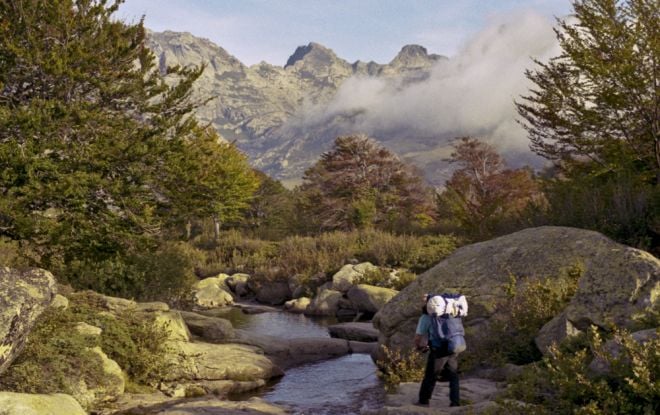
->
[179,310,234,342]
[363,378,504,414]
[328,322,380,342]
[165,341,283,381]
[110,395,287,415]
[0,392,86,415]
[233,329,352,369]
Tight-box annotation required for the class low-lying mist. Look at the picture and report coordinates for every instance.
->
[277,11,561,179]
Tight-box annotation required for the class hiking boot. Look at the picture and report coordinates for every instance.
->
[414,401,430,407]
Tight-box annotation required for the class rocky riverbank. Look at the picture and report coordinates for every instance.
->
[1,226,658,414]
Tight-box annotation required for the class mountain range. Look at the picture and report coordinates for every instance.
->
[146,31,455,186]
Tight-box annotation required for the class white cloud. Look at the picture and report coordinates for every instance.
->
[286,11,561,166]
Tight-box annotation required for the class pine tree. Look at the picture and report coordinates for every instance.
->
[516,0,659,184]
[0,0,258,291]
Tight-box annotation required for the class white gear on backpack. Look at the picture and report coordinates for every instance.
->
[426,294,468,317]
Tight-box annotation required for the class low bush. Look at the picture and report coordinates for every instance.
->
[353,267,418,291]
[0,291,173,399]
[0,307,105,396]
[376,345,426,392]
[466,263,583,367]
[61,241,199,305]
[498,326,660,415]
[193,229,457,284]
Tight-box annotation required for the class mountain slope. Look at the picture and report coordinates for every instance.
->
[147,31,448,186]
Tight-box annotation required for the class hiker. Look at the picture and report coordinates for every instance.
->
[414,293,466,407]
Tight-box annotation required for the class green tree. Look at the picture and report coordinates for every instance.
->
[240,170,296,240]
[516,0,659,183]
[436,137,540,239]
[516,0,660,250]
[0,0,257,293]
[297,134,435,232]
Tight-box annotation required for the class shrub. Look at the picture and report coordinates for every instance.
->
[353,267,418,291]
[61,241,200,304]
[67,291,173,385]
[500,326,660,415]
[193,229,457,285]
[0,291,173,400]
[0,307,105,396]
[467,263,583,367]
[376,345,426,392]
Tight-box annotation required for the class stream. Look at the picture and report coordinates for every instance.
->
[220,307,385,414]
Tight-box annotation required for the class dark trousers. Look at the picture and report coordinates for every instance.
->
[418,345,460,406]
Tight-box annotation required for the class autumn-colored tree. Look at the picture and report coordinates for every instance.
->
[297,135,435,232]
[436,137,540,239]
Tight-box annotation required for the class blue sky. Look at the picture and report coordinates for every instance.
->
[117,0,572,66]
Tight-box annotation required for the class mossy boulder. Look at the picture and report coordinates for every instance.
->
[374,227,660,354]
[332,262,378,293]
[347,284,398,314]
[192,275,235,309]
[67,346,125,409]
[255,281,291,305]
[0,267,56,375]
[0,392,86,415]
[328,322,379,342]
[164,341,283,382]
[226,273,251,297]
[305,288,342,316]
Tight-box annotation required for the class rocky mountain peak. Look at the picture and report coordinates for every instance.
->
[285,42,339,68]
[389,44,445,69]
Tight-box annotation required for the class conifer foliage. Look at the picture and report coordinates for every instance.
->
[0,0,257,293]
[516,0,659,183]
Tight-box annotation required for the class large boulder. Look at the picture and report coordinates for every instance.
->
[226,273,251,297]
[164,341,283,382]
[374,227,660,354]
[332,262,378,293]
[305,288,342,316]
[0,392,86,415]
[0,267,56,375]
[192,275,234,309]
[347,284,398,314]
[233,329,352,369]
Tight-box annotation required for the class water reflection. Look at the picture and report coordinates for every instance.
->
[219,307,336,338]
[262,354,384,415]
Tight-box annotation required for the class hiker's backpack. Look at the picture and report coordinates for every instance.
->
[426,293,467,353]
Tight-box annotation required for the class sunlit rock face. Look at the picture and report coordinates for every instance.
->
[0,267,56,376]
[146,31,447,185]
[373,226,660,355]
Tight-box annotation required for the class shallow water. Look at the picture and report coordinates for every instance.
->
[261,353,384,414]
[224,308,336,338]
[223,307,385,414]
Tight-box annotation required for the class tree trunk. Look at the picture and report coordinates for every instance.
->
[185,220,192,240]
[213,216,220,241]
